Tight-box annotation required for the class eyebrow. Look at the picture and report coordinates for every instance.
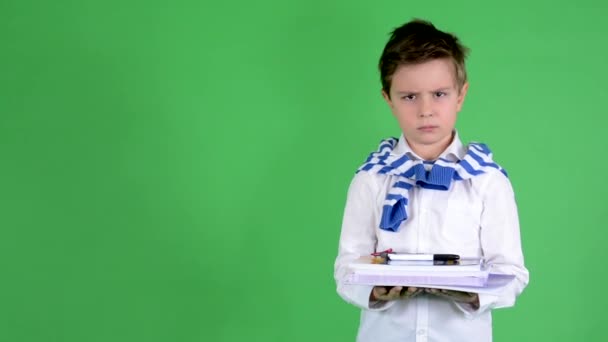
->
[396,88,452,94]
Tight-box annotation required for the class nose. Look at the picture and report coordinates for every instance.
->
[419,97,434,118]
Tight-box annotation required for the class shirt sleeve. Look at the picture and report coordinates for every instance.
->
[455,170,530,318]
[334,172,396,311]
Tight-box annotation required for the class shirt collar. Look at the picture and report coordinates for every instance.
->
[391,130,466,162]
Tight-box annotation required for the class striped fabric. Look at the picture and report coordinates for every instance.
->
[357,137,507,232]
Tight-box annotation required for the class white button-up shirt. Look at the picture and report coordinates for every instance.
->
[334,133,529,342]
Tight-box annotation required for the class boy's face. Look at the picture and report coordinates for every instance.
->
[382,58,468,157]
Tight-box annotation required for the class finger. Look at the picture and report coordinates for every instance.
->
[407,287,423,298]
[436,290,459,299]
[401,288,414,298]
[450,291,474,299]
[372,287,386,300]
[374,286,388,296]
[374,292,390,301]
[390,286,403,295]
[432,291,458,302]
[461,292,477,302]
[409,288,422,298]
[438,291,476,303]
[443,289,470,297]
[388,286,402,299]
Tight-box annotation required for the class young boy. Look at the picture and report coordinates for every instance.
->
[334,19,529,342]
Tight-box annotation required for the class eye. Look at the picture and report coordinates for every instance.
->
[434,91,447,98]
[401,94,416,101]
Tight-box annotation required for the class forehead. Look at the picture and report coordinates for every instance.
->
[390,59,457,91]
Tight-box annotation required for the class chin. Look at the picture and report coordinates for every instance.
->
[415,134,442,143]
[421,132,451,142]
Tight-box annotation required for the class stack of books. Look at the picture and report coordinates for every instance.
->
[345,253,513,294]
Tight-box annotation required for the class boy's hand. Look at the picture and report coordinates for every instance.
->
[370,286,423,301]
[424,288,480,310]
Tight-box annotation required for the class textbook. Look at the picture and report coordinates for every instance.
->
[344,273,516,295]
[346,256,490,287]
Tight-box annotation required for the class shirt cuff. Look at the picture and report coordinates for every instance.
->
[341,284,396,311]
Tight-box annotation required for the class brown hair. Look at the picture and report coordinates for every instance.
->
[378,19,470,97]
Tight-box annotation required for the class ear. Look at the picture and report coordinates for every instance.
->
[381,89,393,109]
[456,82,469,112]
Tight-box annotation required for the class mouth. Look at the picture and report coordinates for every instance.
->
[417,125,438,132]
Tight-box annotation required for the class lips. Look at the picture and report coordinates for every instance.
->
[418,125,438,131]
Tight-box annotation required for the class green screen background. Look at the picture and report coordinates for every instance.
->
[1,1,606,341]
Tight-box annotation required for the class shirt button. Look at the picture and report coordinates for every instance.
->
[417,329,426,335]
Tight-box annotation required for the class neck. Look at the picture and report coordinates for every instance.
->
[406,132,454,161]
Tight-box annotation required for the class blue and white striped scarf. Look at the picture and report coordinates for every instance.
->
[357,137,507,232]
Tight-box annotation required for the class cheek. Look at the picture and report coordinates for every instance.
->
[440,102,459,116]
[393,107,416,124]
[393,102,415,116]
